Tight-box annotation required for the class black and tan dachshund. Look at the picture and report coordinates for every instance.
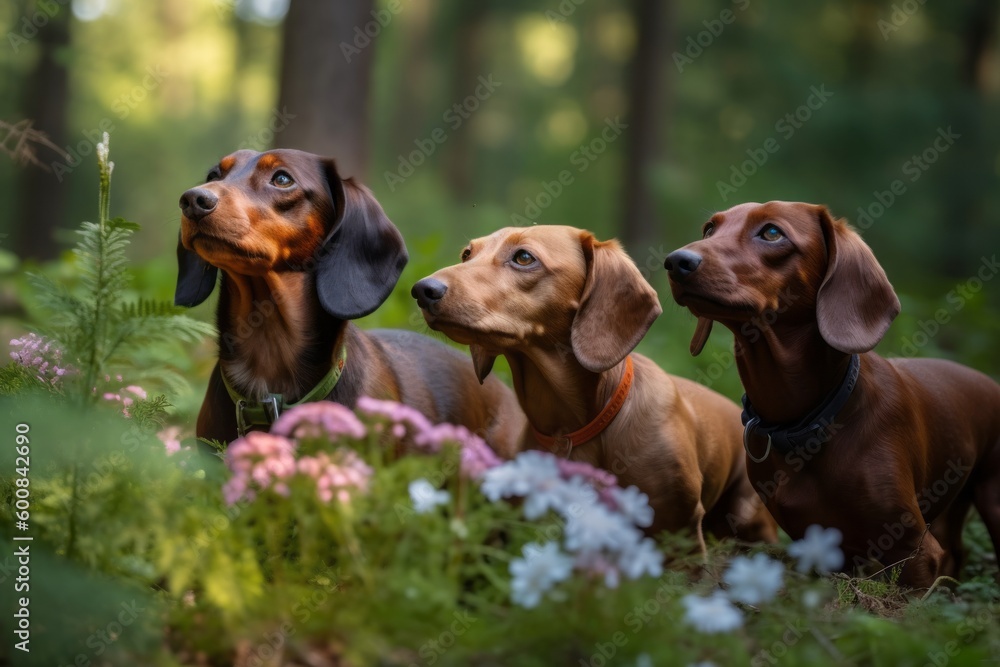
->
[175,149,524,451]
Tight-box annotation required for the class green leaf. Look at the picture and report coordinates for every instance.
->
[107,216,142,231]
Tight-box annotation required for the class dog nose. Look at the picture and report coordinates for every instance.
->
[663,249,703,281]
[411,278,448,309]
[179,187,219,222]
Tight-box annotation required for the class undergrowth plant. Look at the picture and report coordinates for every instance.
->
[1,138,999,667]
[3,133,213,402]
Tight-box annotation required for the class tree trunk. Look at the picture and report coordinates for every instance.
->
[14,5,71,261]
[442,4,488,199]
[275,0,375,180]
[621,0,672,254]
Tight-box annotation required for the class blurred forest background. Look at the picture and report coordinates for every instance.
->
[1,0,998,413]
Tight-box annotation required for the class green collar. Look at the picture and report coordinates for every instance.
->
[223,344,348,437]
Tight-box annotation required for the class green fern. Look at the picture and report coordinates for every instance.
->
[25,134,214,402]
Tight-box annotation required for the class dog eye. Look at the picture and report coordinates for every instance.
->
[205,168,221,182]
[703,222,715,239]
[759,224,784,242]
[460,247,472,262]
[271,171,294,188]
[511,249,536,267]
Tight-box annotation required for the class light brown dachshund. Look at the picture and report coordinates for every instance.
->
[664,200,1000,588]
[174,149,524,452]
[412,225,777,548]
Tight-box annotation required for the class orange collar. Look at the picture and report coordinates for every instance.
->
[532,356,634,452]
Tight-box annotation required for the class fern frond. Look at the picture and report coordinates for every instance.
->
[22,134,213,402]
[129,394,171,429]
[0,362,46,396]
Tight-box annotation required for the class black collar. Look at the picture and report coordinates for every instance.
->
[740,354,861,461]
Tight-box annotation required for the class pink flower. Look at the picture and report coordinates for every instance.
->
[558,459,618,491]
[223,432,298,505]
[271,401,367,441]
[223,426,372,506]
[157,426,183,455]
[460,438,503,479]
[10,333,76,386]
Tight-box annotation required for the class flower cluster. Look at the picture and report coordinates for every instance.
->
[356,396,502,478]
[682,524,844,634]
[102,382,147,417]
[222,430,372,506]
[483,450,663,607]
[9,333,74,386]
[157,426,184,456]
[271,401,366,441]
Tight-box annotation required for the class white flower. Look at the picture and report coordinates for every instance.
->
[522,476,568,520]
[788,524,844,574]
[408,478,450,514]
[617,536,664,580]
[523,474,598,521]
[509,541,574,608]
[801,588,823,609]
[722,553,784,605]
[480,450,560,502]
[682,591,744,634]
[564,504,640,553]
[609,485,654,528]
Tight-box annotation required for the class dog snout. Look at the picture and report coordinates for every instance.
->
[664,248,703,282]
[411,277,448,310]
[179,187,219,223]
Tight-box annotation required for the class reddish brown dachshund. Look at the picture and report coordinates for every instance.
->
[175,149,524,451]
[664,200,1000,588]
[412,226,776,548]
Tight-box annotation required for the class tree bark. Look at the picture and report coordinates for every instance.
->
[14,5,71,261]
[276,0,375,180]
[621,0,673,254]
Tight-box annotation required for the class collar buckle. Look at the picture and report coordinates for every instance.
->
[739,354,861,462]
[743,416,772,463]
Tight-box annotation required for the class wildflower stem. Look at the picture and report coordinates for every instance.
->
[82,134,113,400]
[66,460,80,560]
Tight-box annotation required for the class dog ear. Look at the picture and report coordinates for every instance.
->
[571,233,662,373]
[689,316,713,356]
[316,161,409,320]
[815,206,899,353]
[174,232,218,307]
[469,344,497,384]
